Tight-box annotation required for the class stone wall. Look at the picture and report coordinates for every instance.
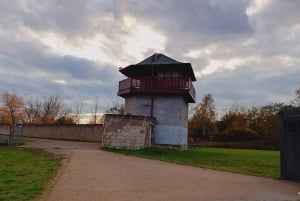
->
[0,124,102,142]
[103,114,154,149]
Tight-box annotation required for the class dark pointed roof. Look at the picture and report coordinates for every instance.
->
[137,53,181,65]
[119,53,196,81]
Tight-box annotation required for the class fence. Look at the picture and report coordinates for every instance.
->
[0,125,24,145]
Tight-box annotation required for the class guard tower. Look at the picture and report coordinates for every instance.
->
[118,53,196,149]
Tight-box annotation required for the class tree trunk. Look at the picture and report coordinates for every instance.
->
[8,115,15,146]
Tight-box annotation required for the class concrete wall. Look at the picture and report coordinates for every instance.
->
[153,96,188,147]
[103,114,154,149]
[124,95,188,148]
[124,95,152,116]
[0,124,102,142]
[0,125,9,135]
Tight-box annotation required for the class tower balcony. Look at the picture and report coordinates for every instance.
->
[118,76,196,103]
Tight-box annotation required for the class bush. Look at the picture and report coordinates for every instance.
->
[214,127,259,142]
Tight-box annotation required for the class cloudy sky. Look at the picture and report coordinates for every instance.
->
[1,0,299,115]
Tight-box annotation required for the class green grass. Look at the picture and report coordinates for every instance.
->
[106,147,280,179]
[0,147,61,201]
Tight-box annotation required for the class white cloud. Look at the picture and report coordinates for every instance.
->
[123,19,166,62]
[246,0,271,15]
[25,28,112,65]
[185,47,213,59]
[1,0,300,113]
[52,79,67,85]
[196,57,258,77]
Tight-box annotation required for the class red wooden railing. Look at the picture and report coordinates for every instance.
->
[118,76,196,102]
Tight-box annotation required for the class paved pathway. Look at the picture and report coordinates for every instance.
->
[22,139,300,201]
[22,138,100,155]
[45,148,300,201]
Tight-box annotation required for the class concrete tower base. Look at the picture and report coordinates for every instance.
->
[124,95,188,149]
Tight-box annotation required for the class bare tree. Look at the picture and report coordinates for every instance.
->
[73,95,85,124]
[106,101,124,115]
[89,97,100,124]
[24,98,41,124]
[41,96,61,124]
[40,96,75,124]
[55,109,75,124]
[23,96,72,124]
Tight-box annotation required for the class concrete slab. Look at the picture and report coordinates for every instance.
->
[22,138,101,155]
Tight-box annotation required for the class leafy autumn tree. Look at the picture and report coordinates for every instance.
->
[189,94,217,139]
[217,104,249,132]
[0,91,25,124]
[0,91,25,145]
[248,103,295,145]
[0,107,9,124]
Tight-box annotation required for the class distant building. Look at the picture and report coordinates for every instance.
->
[118,53,196,149]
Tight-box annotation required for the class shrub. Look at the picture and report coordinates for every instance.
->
[215,127,259,142]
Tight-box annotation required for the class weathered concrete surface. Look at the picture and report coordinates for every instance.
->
[22,138,101,156]
[0,124,103,142]
[47,150,300,201]
[124,95,189,147]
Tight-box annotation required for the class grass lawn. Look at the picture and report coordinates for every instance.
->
[106,147,280,179]
[0,147,61,201]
